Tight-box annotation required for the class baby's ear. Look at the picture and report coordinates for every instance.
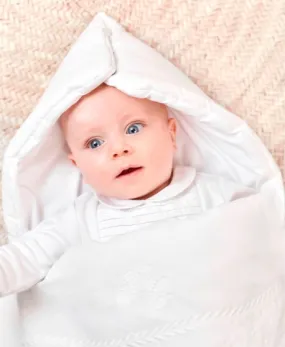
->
[67,153,77,167]
[168,118,177,149]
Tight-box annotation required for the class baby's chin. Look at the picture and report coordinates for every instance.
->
[99,182,171,201]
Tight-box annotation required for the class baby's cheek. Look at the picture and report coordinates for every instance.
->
[151,136,173,162]
[86,157,112,184]
[77,155,96,180]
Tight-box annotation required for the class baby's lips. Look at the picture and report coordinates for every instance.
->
[116,166,143,178]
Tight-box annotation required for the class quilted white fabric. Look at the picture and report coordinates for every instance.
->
[1,12,285,347]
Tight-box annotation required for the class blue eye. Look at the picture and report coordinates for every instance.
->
[88,138,104,149]
[126,123,144,135]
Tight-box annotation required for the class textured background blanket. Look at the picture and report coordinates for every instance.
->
[0,0,284,244]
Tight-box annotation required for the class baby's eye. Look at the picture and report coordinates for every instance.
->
[88,138,104,149]
[126,123,144,135]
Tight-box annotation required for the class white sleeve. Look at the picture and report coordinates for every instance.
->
[0,204,81,297]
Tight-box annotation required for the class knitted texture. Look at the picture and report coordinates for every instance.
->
[0,0,285,244]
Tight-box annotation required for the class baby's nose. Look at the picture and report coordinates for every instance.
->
[112,142,133,159]
[113,148,130,158]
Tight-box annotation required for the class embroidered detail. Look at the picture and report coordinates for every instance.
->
[97,187,201,238]
[23,280,285,347]
[116,265,173,311]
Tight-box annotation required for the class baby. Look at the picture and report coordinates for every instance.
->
[0,83,254,297]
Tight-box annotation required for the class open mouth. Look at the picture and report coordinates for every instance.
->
[116,166,143,178]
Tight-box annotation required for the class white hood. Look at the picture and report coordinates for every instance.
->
[2,12,284,240]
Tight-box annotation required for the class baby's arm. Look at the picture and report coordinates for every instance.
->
[0,205,80,297]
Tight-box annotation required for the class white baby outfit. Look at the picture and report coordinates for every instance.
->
[0,165,253,297]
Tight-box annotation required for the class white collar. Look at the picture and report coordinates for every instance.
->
[95,166,196,210]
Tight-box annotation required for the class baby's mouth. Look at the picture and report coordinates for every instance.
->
[116,166,143,178]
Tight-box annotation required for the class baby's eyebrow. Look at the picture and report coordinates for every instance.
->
[70,127,100,144]
[82,120,106,133]
[121,113,149,123]
[117,113,135,123]
[80,113,144,136]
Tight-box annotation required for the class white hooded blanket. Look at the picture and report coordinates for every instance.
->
[1,12,285,347]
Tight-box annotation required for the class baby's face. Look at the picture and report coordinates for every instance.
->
[60,85,176,200]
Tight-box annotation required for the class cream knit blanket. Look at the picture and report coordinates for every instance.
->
[0,0,284,244]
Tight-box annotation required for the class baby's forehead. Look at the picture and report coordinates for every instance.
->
[60,86,168,131]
